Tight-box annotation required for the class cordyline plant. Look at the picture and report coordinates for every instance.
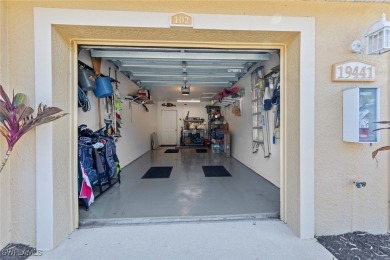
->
[372,121,390,159]
[0,84,67,173]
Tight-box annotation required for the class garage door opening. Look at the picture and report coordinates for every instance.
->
[35,8,315,249]
[76,46,281,225]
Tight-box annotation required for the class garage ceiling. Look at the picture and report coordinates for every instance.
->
[84,46,276,101]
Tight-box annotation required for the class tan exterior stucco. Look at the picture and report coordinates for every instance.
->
[0,0,11,249]
[0,0,389,248]
[285,34,302,236]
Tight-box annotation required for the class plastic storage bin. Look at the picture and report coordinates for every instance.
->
[93,77,113,98]
[212,144,220,153]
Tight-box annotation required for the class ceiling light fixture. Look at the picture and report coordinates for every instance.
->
[177,99,200,103]
[181,81,190,95]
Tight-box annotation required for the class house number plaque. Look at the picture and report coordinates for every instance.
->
[170,12,193,28]
[332,61,376,82]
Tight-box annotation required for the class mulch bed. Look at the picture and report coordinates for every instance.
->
[316,231,390,260]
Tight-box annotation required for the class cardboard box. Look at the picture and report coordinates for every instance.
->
[138,89,150,99]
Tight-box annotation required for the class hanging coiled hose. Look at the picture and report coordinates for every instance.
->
[78,86,91,112]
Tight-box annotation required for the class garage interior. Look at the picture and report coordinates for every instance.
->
[77,46,281,223]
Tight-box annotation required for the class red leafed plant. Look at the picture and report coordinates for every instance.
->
[0,85,67,173]
[372,121,390,159]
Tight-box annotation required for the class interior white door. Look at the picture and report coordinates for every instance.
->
[161,110,177,145]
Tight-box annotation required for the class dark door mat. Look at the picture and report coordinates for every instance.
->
[196,149,208,153]
[141,167,173,179]
[175,146,209,149]
[316,231,390,260]
[164,149,179,153]
[202,166,232,177]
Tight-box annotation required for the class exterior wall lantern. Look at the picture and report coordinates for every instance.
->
[351,13,390,55]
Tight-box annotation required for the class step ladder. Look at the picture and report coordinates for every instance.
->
[251,67,271,158]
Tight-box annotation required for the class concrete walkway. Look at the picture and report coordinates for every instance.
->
[32,220,335,260]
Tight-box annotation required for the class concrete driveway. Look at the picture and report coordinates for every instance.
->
[31,220,335,260]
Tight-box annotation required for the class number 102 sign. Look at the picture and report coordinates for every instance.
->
[332,61,376,82]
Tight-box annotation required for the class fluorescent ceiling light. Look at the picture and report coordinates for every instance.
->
[201,92,216,99]
[177,99,200,103]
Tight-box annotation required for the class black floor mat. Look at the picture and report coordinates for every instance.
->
[196,149,208,153]
[202,166,232,177]
[164,149,179,153]
[141,167,173,179]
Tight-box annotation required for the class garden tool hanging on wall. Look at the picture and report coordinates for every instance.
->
[100,67,117,136]
[91,56,103,128]
[262,84,272,158]
[271,74,280,144]
[113,70,123,138]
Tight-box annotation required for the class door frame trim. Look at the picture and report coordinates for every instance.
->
[34,7,315,249]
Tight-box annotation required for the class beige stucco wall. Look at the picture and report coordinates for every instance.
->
[52,28,76,247]
[6,2,37,246]
[0,0,11,249]
[285,34,302,236]
[2,0,390,247]
[314,8,389,235]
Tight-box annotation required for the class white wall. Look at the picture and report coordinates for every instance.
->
[157,101,209,145]
[226,54,280,187]
[78,50,157,167]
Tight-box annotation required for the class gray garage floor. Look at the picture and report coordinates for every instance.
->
[79,147,280,222]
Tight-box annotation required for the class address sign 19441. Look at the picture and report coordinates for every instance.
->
[332,61,376,82]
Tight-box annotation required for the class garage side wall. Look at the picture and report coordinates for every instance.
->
[78,50,158,167]
[226,54,281,187]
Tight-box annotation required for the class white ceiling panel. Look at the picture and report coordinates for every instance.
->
[82,46,277,101]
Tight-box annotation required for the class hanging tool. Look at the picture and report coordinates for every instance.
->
[91,56,103,128]
[113,70,118,135]
[263,112,271,158]
[142,103,149,112]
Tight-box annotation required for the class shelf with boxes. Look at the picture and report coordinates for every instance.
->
[124,95,154,105]
[211,130,231,157]
[205,105,230,156]
[182,117,206,146]
[125,89,154,112]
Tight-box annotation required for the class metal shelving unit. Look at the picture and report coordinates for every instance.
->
[182,118,205,146]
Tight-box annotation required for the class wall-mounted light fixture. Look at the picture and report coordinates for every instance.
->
[351,13,390,55]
